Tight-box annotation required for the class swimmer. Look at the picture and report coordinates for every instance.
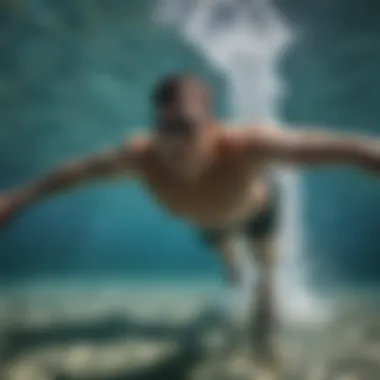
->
[0,74,379,364]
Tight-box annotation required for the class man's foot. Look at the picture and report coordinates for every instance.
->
[250,307,282,374]
[251,342,283,380]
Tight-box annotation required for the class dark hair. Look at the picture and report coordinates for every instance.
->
[152,74,206,108]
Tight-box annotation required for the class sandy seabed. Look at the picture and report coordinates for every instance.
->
[0,279,380,380]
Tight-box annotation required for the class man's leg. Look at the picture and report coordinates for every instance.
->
[248,234,278,359]
[244,182,281,365]
[198,229,248,353]
[216,235,242,286]
[199,229,241,286]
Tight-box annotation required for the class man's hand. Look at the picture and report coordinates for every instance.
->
[0,192,25,227]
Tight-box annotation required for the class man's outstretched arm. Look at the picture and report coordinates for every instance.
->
[24,142,142,200]
[249,126,380,172]
[0,138,147,225]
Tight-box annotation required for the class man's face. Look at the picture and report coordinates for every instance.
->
[154,101,210,176]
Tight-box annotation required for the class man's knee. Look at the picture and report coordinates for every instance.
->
[252,235,278,273]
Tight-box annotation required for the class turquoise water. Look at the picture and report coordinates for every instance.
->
[1,2,380,379]
[0,0,379,288]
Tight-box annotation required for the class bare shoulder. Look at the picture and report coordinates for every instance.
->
[221,123,282,148]
[241,123,283,137]
[125,134,154,158]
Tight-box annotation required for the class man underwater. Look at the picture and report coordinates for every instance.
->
[0,74,379,363]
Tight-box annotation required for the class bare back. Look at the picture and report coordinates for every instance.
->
[135,128,271,228]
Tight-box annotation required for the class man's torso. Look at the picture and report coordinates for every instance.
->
[133,128,272,229]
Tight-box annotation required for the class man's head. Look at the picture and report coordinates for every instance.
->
[151,74,214,175]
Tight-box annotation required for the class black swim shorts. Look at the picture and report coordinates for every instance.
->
[198,179,280,245]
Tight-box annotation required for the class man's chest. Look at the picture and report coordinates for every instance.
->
[140,157,255,216]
